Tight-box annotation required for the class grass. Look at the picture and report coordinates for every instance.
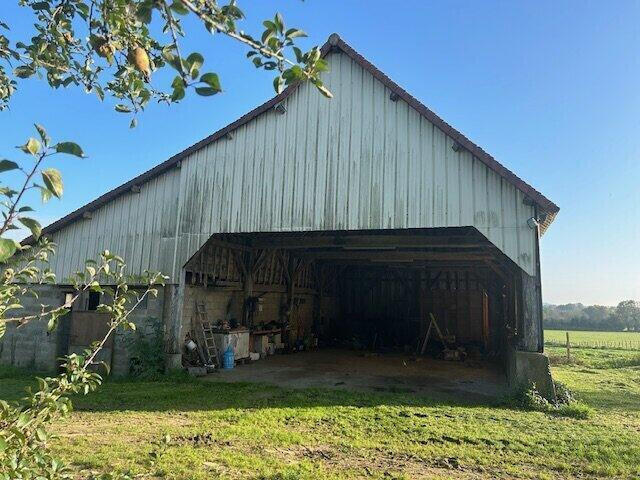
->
[545,329,640,350]
[2,348,640,480]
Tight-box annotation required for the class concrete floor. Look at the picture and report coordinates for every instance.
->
[206,349,508,399]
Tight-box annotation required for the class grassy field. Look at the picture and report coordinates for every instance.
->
[2,346,640,480]
[545,329,640,350]
[545,329,640,343]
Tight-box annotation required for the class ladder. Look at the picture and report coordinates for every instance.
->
[418,313,450,355]
[194,301,219,366]
[201,322,220,366]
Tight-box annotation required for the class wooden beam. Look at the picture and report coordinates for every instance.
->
[298,251,491,262]
[207,237,251,252]
[250,235,487,250]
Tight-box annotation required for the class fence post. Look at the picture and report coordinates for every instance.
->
[566,331,571,361]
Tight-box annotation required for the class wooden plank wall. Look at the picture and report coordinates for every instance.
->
[337,267,504,352]
[182,241,319,345]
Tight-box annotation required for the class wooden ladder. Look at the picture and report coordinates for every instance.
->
[418,313,449,355]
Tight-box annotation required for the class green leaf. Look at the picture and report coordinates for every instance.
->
[0,322,4,340]
[314,59,330,73]
[35,427,47,442]
[315,82,333,99]
[95,85,105,101]
[16,412,30,428]
[170,0,189,15]
[273,75,284,94]
[19,217,42,239]
[115,104,132,113]
[195,87,219,96]
[31,2,50,11]
[34,124,50,146]
[0,159,19,173]
[39,186,53,203]
[199,72,221,92]
[285,28,307,39]
[41,168,63,198]
[171,86,185,102]
[20,137,40,156]
[136,0,153,23]
[274,13,285,33]
[292,46,303,63]
[130,118,138,129]
[0,238,19,262]
[55,142,85,158]
[56,142,85,158]
[14,65,34,78]
[186,52,204,78]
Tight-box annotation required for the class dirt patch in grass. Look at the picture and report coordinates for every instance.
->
[266,443,488,479]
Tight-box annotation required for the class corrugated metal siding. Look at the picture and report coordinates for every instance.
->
[48,167,181,281]
[47,49,537,281]
[175,50,537,276]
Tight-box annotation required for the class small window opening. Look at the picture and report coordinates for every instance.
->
[64,292,74,309]
[87,291,101,311]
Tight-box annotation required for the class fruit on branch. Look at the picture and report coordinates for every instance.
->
[90,36,116,62]
[128,46,152,82]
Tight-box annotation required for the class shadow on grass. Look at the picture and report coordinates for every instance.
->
[1,365,510,412]
[7,363,635,414]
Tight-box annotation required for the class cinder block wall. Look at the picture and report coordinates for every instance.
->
[0,284,167,375]
[0,284,62,371]
[110,288,166,376]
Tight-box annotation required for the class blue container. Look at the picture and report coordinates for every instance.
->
[222,345,235,369]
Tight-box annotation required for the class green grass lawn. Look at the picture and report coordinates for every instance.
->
[2,349,640,480]
[545,329,640,349]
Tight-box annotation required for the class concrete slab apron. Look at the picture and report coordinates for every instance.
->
[204,349,507,400]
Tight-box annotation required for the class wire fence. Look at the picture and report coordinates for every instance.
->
[545,339,640,351]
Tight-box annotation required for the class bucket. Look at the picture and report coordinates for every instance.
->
[223,345,235,369]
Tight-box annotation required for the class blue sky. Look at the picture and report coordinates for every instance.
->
[1,1,639,305]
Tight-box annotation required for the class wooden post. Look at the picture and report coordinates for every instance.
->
[566,331,571,361]
[482,290,490,351]
[242,250,255,328]
[164,272,186,371]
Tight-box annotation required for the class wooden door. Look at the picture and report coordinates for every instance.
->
[68,311,113,367]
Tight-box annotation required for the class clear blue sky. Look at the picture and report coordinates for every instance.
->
[1,1,639,306]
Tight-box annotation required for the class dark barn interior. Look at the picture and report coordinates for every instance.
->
[180,227,523,386]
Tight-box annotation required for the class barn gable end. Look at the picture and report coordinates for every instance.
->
[43,35,556,281]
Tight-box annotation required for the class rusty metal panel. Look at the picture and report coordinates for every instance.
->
[46,49,538,281]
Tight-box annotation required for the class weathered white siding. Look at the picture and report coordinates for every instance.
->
[48,167,181,281]
[47,49,538,281]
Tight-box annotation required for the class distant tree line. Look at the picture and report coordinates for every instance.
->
[544,300,640,331]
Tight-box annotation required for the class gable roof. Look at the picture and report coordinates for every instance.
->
[28,33,558,244]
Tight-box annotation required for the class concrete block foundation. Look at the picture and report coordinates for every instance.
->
[506,347,556,402]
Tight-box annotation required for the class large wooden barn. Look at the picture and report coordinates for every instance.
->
[1,34,559,396]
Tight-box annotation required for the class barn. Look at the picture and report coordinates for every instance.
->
[1,34,559,397]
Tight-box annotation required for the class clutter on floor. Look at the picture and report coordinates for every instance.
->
[181,298,319,371]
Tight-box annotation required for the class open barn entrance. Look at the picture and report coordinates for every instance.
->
[181,227,518,395]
